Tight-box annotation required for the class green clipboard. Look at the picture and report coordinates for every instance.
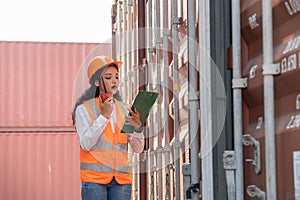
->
[121,91,159,133]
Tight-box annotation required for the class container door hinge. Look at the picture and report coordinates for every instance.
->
[232,78,248,89]
[242,134,261,174]
[223,151,237,200]
[262,63,280,75]
[247,185,266,200]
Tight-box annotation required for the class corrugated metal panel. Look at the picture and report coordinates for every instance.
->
[241,0,300,199]
[0,41,111,130]
[0,132,81,200]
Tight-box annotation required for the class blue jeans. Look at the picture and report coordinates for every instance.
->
[81,178,132,200]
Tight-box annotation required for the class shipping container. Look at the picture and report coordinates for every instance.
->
[0,132,80,200]
[0,41,111,131]
[241,0,300,199]
[111,0,300,200]
[2,0,300,199]
[0,41,112,200]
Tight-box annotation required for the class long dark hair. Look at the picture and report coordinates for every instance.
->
[72,64,122,125]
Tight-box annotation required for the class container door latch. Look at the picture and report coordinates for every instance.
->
[247,185,266,200]
[242,134,261,174]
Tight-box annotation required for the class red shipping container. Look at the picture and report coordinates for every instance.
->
[241,0,300,199]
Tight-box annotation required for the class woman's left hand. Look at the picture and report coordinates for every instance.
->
[125,108,142,129]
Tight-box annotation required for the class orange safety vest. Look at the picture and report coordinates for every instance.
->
[80,97,132,184]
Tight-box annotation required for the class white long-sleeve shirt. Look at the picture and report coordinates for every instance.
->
[75,102,144,153]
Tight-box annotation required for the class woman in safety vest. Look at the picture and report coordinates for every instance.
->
[72,55,144,200]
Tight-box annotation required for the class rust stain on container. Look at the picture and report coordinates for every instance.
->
[0,41,111,130]
[0,132,81,200]
[241,0,300,199]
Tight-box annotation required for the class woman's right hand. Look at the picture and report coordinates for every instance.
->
[100,94,114,118]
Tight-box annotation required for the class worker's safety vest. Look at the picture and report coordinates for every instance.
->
[80,97,132,184]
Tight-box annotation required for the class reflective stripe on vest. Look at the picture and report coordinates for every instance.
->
[80,98,132,184]
[116,166,132,173]
[116,143,128,152]
[81,162,113,173]
[80,163,131,173]
[93,141,114,150]
[82,99,115,151]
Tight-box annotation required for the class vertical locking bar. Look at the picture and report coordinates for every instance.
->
[182,163,191,200]
[223,151,237,200]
